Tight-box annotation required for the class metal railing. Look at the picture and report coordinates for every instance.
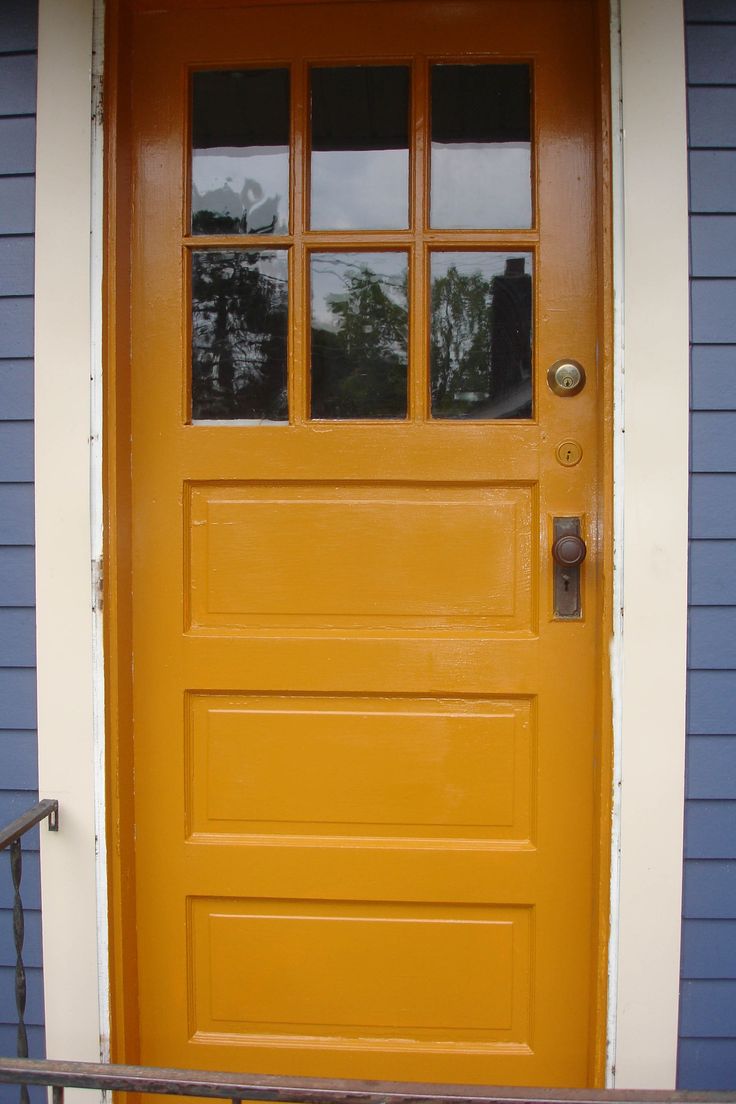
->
[0,1059,735,1104]
[0,801,59,1104]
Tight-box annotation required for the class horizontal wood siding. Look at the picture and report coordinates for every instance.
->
[0,0,43,1097]
[681,0,736,1089]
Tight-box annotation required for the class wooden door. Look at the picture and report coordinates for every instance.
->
[113,0,611,1089]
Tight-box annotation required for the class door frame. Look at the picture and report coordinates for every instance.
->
[32,0,689,1094]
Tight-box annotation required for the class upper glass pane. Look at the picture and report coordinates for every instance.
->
[310,67,410,230]
[430,252,533,419]
[311,252,408,419]
[192,69,290,236]
[192,250,288,423]
[430,64,532,229]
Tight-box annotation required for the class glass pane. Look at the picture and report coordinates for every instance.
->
[192,250,288,422]
[192,69,289,236]
[311,252,408,419]
[430,252,533,419]
[311,67,410,230]
[431,64,531,229]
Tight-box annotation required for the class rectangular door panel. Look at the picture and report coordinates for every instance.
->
[187,482,534,633]
[187,693,534,841]
[189,899,532,1044]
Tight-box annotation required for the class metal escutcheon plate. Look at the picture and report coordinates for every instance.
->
[547,358,586,396]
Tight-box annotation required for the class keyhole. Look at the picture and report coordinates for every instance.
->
[562,573,570,592]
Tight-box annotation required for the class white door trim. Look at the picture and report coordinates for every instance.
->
[33,0,689,1088]
[612,0,689,1087]
[34,1,106,1100]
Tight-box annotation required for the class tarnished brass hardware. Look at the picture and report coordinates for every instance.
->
[552,532,587,567]
[552,517,586,618]
[547,359,586,396]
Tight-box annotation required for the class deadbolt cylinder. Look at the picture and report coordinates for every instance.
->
[547,359,586,396]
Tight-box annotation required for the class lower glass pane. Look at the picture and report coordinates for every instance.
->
[311,252,408,419]
[430,252,533,419]
[192,250,288,422]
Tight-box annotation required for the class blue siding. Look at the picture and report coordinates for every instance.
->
[681,0,736,1089]
[691,215,736,275]
[682,920,736,976]
[683,860,736,919]
[690,541,736,603]
[691,280,736,343]
[691,347,736,409]
[0,119,35,176]
[0,363,33,421]
[0,487,35,546]
[687,736,736,796]
[689,608,736,667]
[692,474,736,536]
[0,0,42,1090]
[678,1040,736,1091]
[0,237,34,297]
[692,412,736,470]
[690,151,736,214]
[687,26,736,82]
[688,87,736,146]
[0,179,34,236]
[687,0,736,18]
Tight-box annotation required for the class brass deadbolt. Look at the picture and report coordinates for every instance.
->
[547,359,586,396]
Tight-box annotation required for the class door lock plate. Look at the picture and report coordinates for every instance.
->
[552,516,585,619]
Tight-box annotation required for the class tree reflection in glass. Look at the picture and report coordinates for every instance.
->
[192,69,290,236]
[311,253,408,419]
[431,253,533,419]
[192,250,288,422]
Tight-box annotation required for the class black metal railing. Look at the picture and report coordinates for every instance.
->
[0,801,59,1104]
[0,1059,735,1104]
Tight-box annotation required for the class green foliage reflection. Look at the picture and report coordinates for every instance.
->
[311,256,408,419]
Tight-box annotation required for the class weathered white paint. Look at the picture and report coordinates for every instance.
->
[32,0,690,1088]
[606,0,625,1087]
[613,0,690,1089]
[90,0,111,1069]
[34,0,104,1099]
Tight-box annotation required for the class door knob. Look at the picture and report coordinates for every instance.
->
[552,532,587,567]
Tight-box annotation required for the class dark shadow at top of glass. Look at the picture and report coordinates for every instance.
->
[431,64,531,145]
[193,69,290,151]
[311,66,410,152]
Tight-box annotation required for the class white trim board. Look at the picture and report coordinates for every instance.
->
[32,0,690,1089]
[612,0,689,1088]
[34,0,105,1100]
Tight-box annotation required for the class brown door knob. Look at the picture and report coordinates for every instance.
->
[552,533,587,567]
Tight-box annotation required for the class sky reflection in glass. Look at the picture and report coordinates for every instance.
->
[192,69,290,236]
[311,67,410,230]
[431,64,532,229]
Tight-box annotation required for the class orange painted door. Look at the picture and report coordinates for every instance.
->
[123,0,608,1089]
